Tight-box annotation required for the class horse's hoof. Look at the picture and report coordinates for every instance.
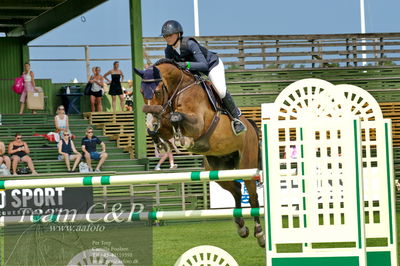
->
[255,232,265,248]
[257,235,266,248]
[237,226,249,238]
[170,112,183,123]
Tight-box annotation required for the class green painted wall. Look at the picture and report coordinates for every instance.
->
[0,37,27,113]
[0,37,24,78]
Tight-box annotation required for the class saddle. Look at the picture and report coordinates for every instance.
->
[196,76,233,120]
[187,76,235,153]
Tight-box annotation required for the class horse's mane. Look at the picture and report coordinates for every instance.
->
[154,58,181,68]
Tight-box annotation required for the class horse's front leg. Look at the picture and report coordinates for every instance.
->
[170,111,203,148]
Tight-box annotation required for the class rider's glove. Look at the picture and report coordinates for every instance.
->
[176,61,189,69]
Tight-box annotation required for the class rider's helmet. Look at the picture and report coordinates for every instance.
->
[161,20,183,36]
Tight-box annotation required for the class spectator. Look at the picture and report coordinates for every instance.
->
[154,138,179,171]
[0,141,11,174]
[88,66,104,112]
[81,127,108,172]
[104,61,125,113]
[19,63,39,115]
[54,105,70,139]
[58,131,81,172]
[124,80,134,112]
[8,133,37,175]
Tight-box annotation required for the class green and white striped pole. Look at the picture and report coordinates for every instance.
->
[0,169,261,190]
[0,208,264,225]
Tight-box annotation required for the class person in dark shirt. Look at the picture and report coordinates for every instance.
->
[58,131,82,172]
[161,20,246,136]
[8,133,37,175]
[81,127,108,172]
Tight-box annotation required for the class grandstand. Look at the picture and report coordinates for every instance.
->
[2,64,400,211]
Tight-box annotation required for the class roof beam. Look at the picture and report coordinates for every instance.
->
[0,9,43,19]
[24,0,107,41]
[0,23,23,27]
[0,15,36,19]
[0,0,64,10]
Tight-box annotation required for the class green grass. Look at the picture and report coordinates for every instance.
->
[1,213,399,265]
[153,219,265,266]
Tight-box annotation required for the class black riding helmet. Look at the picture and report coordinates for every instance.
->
[161,20,183,36]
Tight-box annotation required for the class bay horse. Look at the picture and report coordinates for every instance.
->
[134,59,265,247]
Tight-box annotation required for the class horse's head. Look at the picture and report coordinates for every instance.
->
[134,66,164,104]
[134,66,165,131]
[134,60,185,132]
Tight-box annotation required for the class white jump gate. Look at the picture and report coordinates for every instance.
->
[262,79,397,266]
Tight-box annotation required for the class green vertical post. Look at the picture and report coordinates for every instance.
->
[22,41,30,65]
[129,0,146,159]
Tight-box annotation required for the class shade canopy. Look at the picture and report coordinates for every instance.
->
[0,0,107,40]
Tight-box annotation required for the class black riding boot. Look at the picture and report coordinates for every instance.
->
[222,92,247,135]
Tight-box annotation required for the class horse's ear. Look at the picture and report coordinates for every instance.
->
[133,68,144,78]
[153,66,162,79]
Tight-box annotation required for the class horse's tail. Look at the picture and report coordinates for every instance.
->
[246,118,262,170]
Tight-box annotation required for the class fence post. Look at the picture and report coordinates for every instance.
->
[346,38,350,67]
[155,184,160,207]
[203,182,208,209]
[311,40,315,68]
[379,37,384,66]
[352,37,358,67]
[261,41,266,69]
[102,186,108,212]
[129,184,135,207]
[84,45,90,80]
[276,40,280,68]
[238,40,245,69]
[181,183,186,210]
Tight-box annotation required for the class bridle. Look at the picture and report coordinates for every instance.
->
[142,68,199,116]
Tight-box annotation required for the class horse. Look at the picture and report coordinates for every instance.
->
[134,59,265,247]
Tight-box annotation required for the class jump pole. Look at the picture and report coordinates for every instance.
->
[0,168,261,190]
[1,208,265,225]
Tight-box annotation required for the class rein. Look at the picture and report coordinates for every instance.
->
[161,69,199,114]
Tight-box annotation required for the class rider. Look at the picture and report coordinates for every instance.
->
[161,20,247,135]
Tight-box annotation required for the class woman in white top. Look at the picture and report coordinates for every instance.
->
[88,66,104,112]
[54,105,70,138]
[19,63,39,114]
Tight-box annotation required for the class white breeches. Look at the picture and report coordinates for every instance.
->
[209,58,227,99]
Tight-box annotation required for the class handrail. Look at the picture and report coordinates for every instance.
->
[28,32,400,81]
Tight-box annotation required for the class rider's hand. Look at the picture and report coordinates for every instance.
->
[176,62,188,69]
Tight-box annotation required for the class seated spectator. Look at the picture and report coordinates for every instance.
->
[81,127,108,172]
[8,133,37,175]
[54,105,70,139]
[58,131,81,172]
[124,80,134,112]
[0,141,11,174]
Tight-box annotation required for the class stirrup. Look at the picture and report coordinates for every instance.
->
[231,119,247,136]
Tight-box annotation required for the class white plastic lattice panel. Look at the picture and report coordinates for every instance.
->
[266,78,397,266]
[174,245,238,266]
[271,78,346,121]
[337,84,383,121]
[262,118,366,266]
